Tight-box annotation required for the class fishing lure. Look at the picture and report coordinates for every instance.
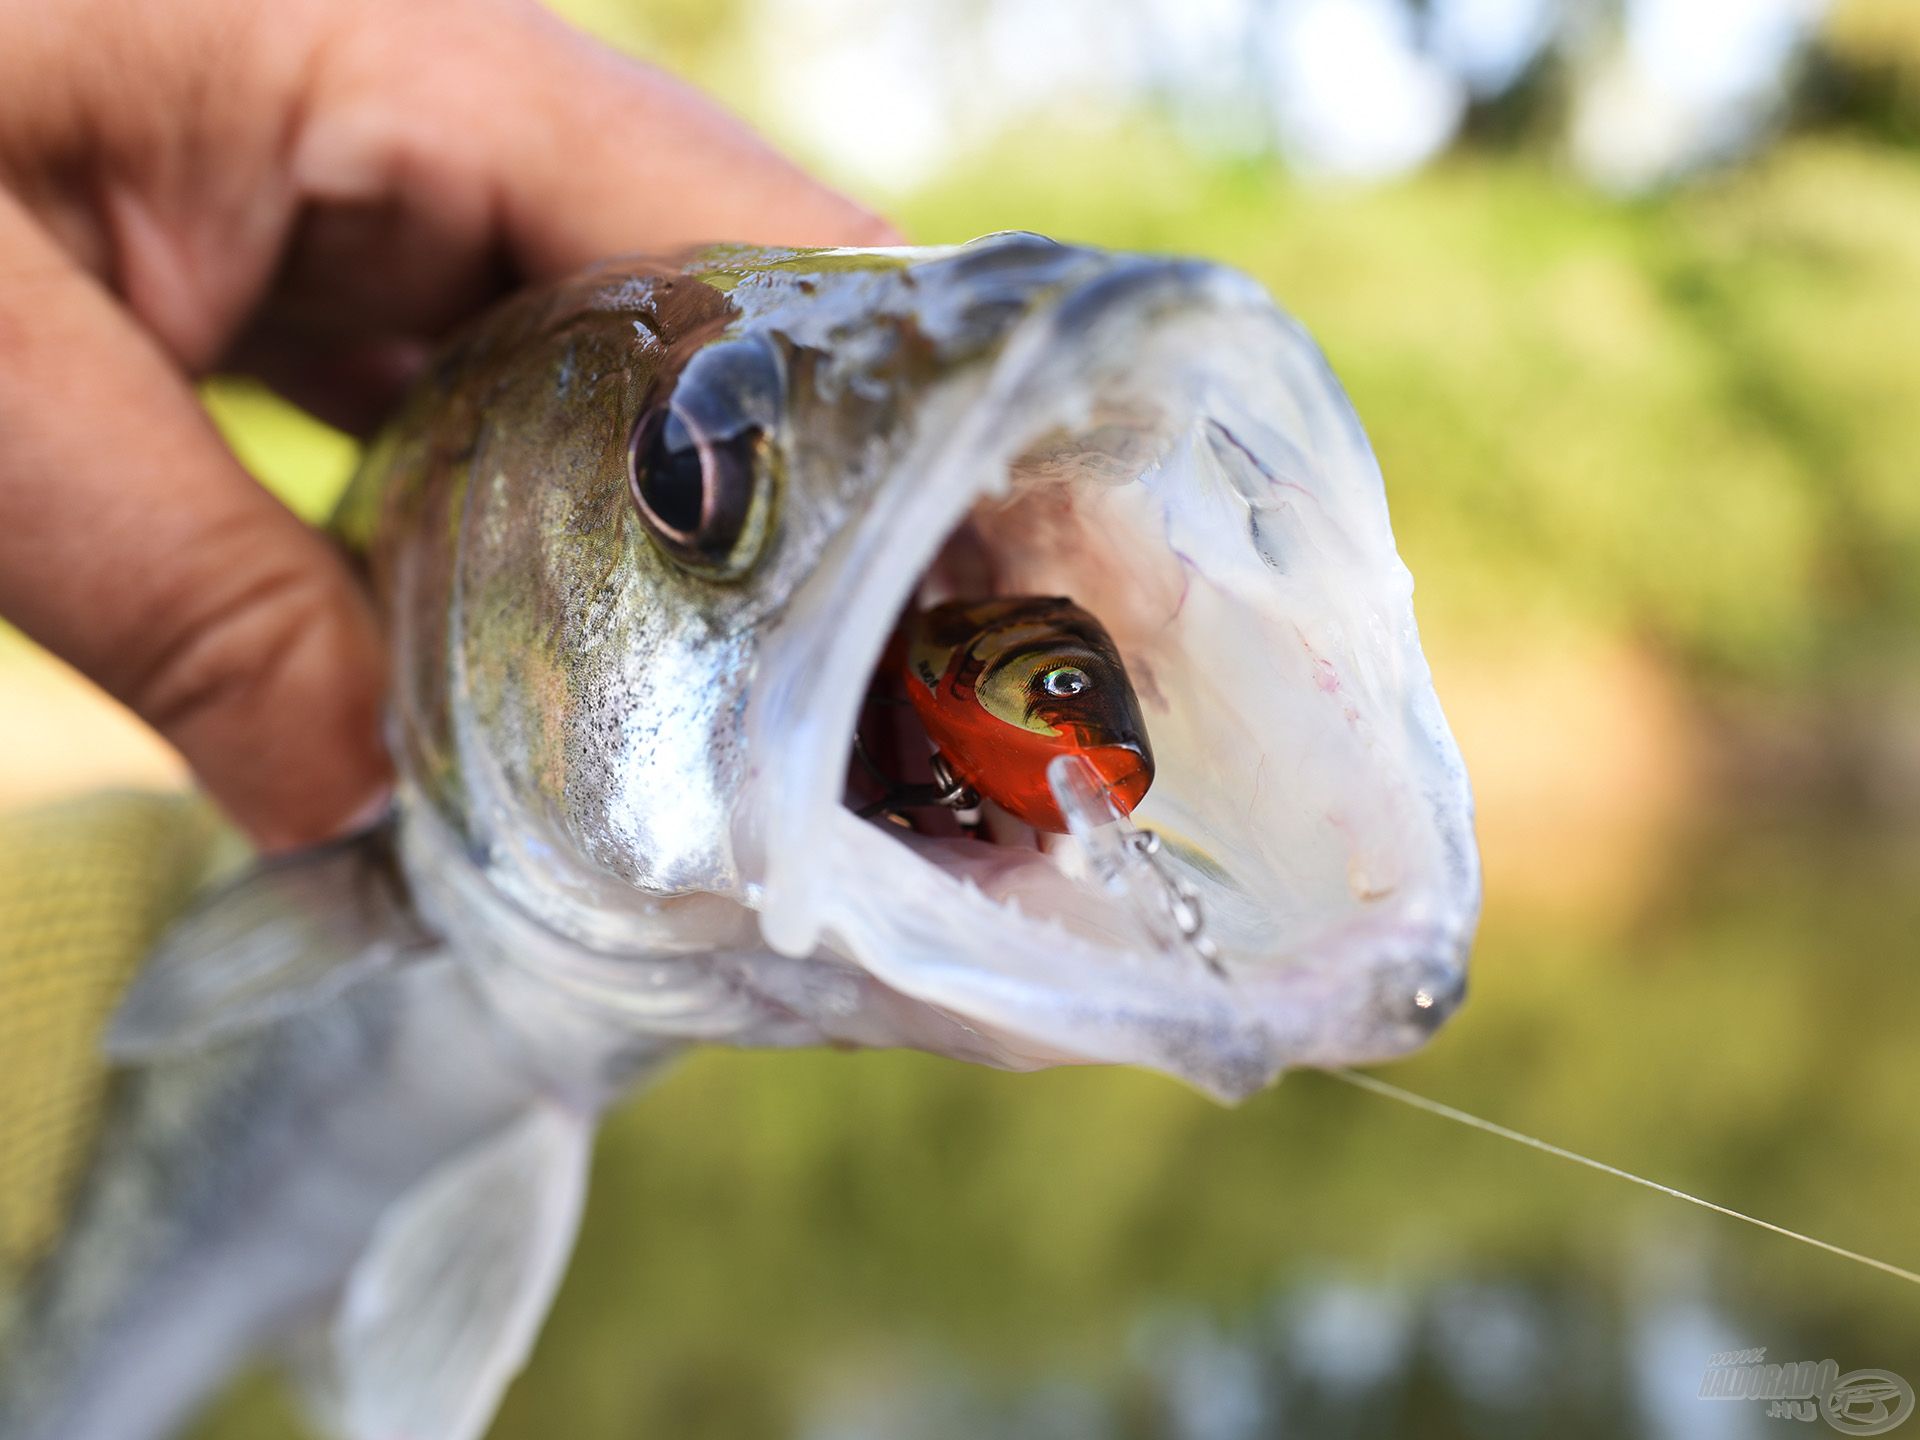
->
[895,596,1154,832]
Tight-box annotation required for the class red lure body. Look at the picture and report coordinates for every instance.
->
[900,596,1153,832]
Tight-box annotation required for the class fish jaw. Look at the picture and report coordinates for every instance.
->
[730,243,1480,1099]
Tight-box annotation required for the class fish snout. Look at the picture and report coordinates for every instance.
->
[1363,930,1471,1048]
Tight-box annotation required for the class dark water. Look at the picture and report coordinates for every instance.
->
[194,822,1920,1439]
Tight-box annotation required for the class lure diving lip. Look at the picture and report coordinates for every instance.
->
[896,595,1154,832]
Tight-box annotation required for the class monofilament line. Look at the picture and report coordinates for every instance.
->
[1329,1067,1920,1289]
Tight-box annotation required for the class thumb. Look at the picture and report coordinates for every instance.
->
[0,195,390,849]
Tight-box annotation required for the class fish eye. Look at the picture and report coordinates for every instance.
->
[627,335,783,579]
[1039,665,1092,698]
[627,399,765,575]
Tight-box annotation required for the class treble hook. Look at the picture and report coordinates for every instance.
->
[851,735,980,821]
[1124,828,1224,978]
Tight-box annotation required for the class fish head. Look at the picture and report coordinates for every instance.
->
[399,233,1480,1101]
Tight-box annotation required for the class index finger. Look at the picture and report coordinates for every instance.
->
[304,0,901,280]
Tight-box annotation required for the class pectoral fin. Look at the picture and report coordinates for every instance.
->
[105,820,434,1061]
[328,1102,593,1440]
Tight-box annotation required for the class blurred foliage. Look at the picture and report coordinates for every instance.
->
[200,383,359,524]
[1818,0,1920,143]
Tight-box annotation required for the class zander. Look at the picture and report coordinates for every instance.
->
[0,234,1480,1440]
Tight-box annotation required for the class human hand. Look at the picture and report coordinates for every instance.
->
[0,0,894,849]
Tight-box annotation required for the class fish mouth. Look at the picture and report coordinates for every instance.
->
[739,255,1480,1100]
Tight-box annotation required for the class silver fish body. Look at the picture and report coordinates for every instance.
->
[0,235,1479,1440]
[1,959,533,1439]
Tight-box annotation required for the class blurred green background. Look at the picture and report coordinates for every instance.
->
[6,0,1918,1436]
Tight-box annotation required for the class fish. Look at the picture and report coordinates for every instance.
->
[893,595,1154,831]
[0,233,1480,1440]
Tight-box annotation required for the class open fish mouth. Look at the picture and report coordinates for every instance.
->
[738,250,1480,1100]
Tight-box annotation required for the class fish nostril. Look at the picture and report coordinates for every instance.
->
[1406,963,1467,1032]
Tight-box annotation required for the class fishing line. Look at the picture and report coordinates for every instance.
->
[1328,1067,1920,1289]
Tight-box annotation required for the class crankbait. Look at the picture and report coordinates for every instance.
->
[896,596,1153,832]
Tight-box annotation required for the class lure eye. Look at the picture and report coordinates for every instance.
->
[628,402,762,572]
[1039,665,1092,698]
